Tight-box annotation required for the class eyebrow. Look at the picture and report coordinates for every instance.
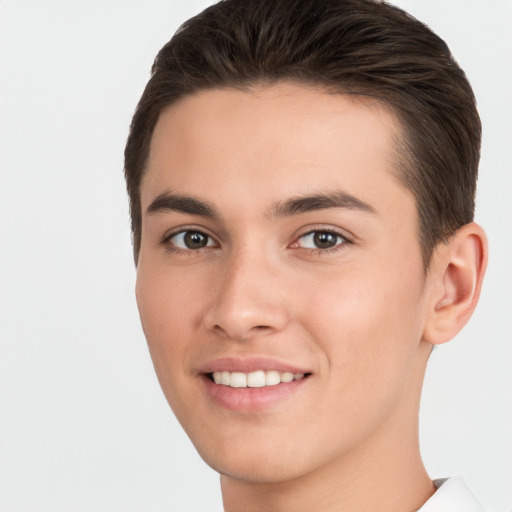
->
[146,192,220,219]
[268,191,376,217]
[145,190,376,219]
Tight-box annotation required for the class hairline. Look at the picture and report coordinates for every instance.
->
[135,79,434,269]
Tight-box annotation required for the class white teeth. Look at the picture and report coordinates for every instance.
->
[211,370,306,388]
[280,372,294,383]
[230,372,247,388]
[247,370,266,388]
[265,370,281,386]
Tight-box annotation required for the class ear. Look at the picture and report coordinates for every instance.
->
[422,222,488,345]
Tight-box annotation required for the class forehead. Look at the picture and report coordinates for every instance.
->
[142,83,410,216]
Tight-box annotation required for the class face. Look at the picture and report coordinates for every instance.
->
[136,83,435,483]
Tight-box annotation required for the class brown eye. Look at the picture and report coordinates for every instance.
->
[169,230,215,250]
[297,231,345,250]
[313,232,338,248]
[184,231,208,249]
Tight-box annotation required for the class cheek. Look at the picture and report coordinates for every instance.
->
[136,260,206,333]
[299,260,426,389]
[135,264,209,429]
[135,264,200,379]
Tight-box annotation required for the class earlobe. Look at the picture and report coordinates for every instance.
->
[423,222,488,345]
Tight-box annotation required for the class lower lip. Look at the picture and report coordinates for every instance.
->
[201,375,309,413]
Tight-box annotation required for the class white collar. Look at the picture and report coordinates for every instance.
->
[418,476,486,512]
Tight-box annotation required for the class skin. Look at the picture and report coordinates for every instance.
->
[135,83,487,512]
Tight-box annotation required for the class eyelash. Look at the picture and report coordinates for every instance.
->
[161,228,217,255]
[161,227,352,255]
[293,228,351,254]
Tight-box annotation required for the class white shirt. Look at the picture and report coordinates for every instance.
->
[418,476,487,511]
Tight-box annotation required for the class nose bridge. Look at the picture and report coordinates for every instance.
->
[204,242,288,339]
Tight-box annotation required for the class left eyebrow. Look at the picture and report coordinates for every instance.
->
[268,191,377,218]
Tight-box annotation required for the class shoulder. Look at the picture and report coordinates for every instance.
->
[418,476,487,512]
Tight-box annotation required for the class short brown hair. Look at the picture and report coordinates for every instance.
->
[124,0,481,266]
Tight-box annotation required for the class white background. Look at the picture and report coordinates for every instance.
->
[1,1,511,511]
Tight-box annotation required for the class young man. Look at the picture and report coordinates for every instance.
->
[124,0,488,510]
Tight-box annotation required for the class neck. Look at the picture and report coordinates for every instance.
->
[221,342,435,512]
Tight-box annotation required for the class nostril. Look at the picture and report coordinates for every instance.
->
[211,324,273,341]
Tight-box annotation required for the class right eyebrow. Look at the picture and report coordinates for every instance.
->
[146,192,220,220]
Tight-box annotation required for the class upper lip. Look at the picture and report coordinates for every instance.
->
[198,356,311,375]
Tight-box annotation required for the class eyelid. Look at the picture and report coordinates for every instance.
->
[291,224,355,244]
[161,225,219,251]
[288,225,355,256]
[298,231,344,246]
[159,223,354,253]
[171,231,216,248]
[162,224,214,240]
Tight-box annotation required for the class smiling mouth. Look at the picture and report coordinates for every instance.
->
[207,370,311,388]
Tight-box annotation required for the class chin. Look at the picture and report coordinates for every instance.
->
[205,452,305,484]
[190,430,329,484]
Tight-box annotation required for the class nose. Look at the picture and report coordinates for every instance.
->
[203,247,290,341]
